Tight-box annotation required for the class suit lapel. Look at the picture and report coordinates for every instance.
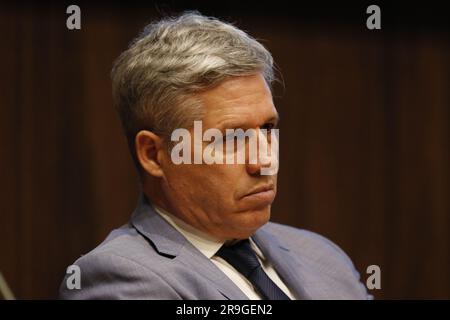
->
[253,227,315,300]
[130,194,248,300]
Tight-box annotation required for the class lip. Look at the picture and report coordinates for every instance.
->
[244,184,275,198]
[241,184,276,207]
[241,188,276,208]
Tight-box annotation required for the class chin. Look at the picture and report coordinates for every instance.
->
[252,205,271,219]
[234,206,271,237]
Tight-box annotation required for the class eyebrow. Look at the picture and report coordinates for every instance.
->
[219,112,280,131]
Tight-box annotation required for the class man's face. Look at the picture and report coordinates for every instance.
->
[159,73,279,241]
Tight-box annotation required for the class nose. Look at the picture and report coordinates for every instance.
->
[246,129,278,176]
[246,158,262,176]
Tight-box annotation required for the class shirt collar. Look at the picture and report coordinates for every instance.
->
[153,205,224,259]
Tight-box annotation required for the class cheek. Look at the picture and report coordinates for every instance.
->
[201,164,244,199]
[164,163,244,206]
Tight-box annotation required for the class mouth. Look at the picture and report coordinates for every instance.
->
[241,183,276,207]
[244,184,275,197]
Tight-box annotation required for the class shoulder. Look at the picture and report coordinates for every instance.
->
[59,224,180,299]
[259,222,372,299]
[73,224,163,274]
[261,222,354,263]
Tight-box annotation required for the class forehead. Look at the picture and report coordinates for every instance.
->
[198,74,278,129]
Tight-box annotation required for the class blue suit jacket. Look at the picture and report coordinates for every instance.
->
[59,195,370,299]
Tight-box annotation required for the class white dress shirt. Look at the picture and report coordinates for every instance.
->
[153,205,296,300]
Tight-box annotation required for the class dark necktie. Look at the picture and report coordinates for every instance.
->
[216,239,290,300]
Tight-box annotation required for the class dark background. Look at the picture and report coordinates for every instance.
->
[0,1,449,299]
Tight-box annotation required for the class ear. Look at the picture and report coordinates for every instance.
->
[135,130,165,178]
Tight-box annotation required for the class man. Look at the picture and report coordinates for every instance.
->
[60,12,370,300]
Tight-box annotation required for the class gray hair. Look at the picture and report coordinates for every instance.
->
[111,11,275,171]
